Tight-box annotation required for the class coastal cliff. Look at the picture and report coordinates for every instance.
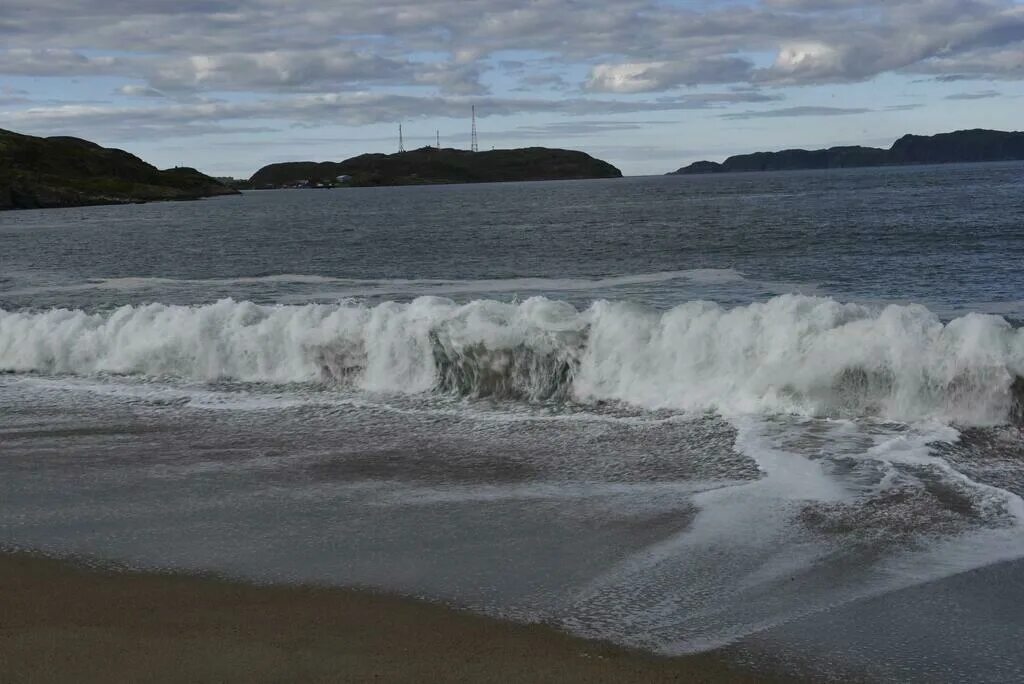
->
[250,146,623,188]
[670,129,1024,175]
[0,128,237,210]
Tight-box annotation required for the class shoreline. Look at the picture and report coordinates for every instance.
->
[0,191,240,213]
[0,552,781,683]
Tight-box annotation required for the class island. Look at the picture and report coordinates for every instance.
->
[669,129,1024,175]
[249,146,622,188]
[0,128,237,210]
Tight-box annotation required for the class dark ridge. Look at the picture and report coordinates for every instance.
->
[669,129,1024,175]
[249,146,623,188]
[1011,376,1024,426]
[0,128,238,210]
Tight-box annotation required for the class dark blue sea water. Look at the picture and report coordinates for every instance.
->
[2,163,1022,318]
[1,163,1023,682]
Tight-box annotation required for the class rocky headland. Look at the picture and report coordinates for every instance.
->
[670,129,1024,175]
[0,128,237,210]
[250,146,623,188]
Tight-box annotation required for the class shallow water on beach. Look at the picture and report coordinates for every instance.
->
[2,163,1024,681]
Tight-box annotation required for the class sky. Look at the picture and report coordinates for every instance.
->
[1,0,1023,177]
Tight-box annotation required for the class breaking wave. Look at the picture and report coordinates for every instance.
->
[2,295,1022,425]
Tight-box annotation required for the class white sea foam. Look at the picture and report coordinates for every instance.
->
[1,294,1022,425]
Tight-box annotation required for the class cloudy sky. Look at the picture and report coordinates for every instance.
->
[2,0,1023,176]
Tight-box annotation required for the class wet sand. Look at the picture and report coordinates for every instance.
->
[0,553,778,683]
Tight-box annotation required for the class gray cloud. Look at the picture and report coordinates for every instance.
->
[944,89,1002,99]
[513,72,571,92]
[906,45,1024,80]
[721,106,871,120]
[3,1,1023,92]
[924,74,979,82]
[2,0,1024,146]
[1,90,781,140]
[0,49,128,77]
[146,50,416,93]
[507,120,677,138]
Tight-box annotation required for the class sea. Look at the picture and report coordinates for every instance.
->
[2,162,1023,682]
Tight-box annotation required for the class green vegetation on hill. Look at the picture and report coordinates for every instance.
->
[249,146,622,188]
[0,128,237,210]
[670,129,1024,174]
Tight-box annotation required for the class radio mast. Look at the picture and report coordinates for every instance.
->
[398,123,405,153]
[470,106,479,152]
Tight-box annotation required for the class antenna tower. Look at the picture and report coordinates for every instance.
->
[398,123,405,153]
[436,130,440,149]
[470,106,479,152]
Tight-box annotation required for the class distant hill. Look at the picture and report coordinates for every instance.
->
[669,129,1024,175]
[250,146,623,188]
[0,128,237,210]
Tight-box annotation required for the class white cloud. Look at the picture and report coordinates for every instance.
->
[117,84,166,98]
[766,42,843,81]
[587,57,755,93]
[587,63,669,94]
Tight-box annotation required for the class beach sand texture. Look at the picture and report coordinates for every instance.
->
[0,553,777,683]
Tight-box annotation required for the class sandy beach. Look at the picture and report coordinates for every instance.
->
[0,553,777,683]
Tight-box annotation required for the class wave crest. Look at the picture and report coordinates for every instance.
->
[1,295,1021,424]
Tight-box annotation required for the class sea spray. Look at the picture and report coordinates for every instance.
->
[576,296,1024,424]
[1,294,1022,425]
